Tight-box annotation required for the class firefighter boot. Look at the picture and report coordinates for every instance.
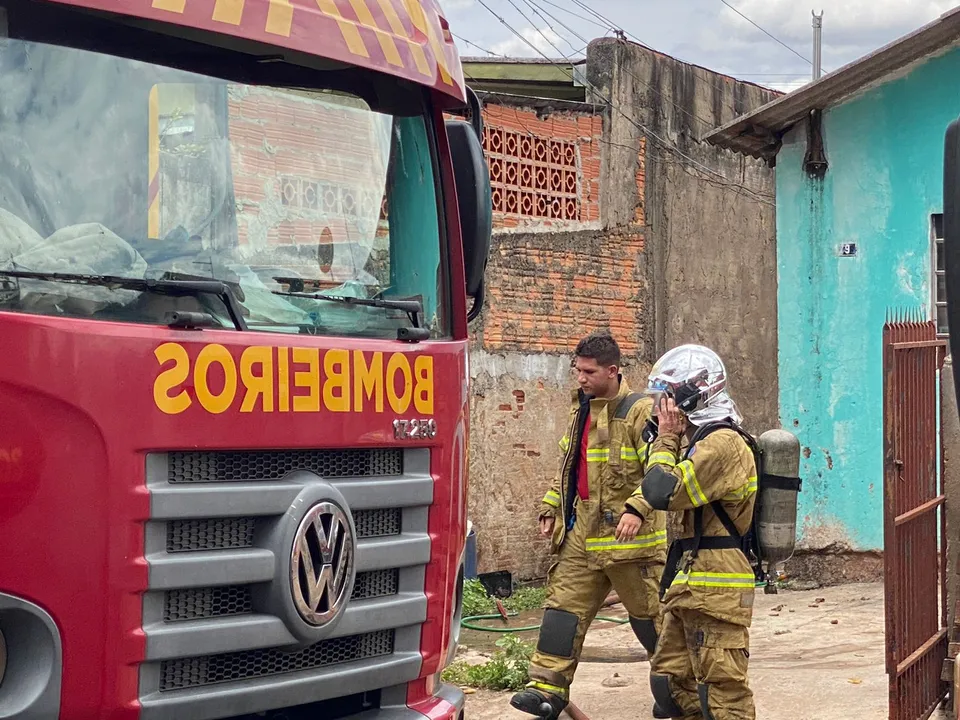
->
[509,688,567,719]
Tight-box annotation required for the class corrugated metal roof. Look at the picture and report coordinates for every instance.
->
[703,6,960,160]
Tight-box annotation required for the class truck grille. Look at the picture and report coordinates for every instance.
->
[166,517,257,553]
[164,586,254,622]
[140,447,431,720]
[166,509,402,553]
[159,629,395,691]
[163,569,401,622]
[168,448,403,483]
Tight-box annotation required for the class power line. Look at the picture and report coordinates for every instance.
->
[455,33,775,206]
[453,32,498,56]
[467,1,775,203]
[554,0,747,101]
[454,42,645,158]
[532,0,610,33]
[502,0,579,63]
[567,0,620,34]
[520,0,587,55]
[505,0,734,135]
[718,0,814,67]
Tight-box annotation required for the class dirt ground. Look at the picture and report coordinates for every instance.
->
[458,582,951,720]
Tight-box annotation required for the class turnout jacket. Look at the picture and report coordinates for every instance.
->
[629,426,758,626]
[539,378,667,569]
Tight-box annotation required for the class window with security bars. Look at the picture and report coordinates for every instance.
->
[933,213,947,336]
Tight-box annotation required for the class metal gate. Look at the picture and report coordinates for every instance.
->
[882,313,948,720]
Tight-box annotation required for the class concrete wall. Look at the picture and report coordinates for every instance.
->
[774,45,960,552]
[466,45,779,580]
[587,39,781,436]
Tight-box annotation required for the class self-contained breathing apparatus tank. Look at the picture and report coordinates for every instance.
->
[650,419,803,596]
[754,429,802,594]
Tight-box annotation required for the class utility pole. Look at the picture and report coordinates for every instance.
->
[812,10,823,80]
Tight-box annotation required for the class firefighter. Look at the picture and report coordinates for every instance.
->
[629,344,758,720]
[510,330,667,720]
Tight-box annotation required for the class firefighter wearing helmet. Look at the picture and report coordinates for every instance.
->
[510,330,668,720]
[632,344,758,720]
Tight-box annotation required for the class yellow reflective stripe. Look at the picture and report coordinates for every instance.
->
[671,571,755,589]
[586,449,608,463]
[559,445,648,464]
[542,490,561,508]
[585,530,668,551]
[620,446,648,462]
[723,476,758,501]
[527,681,568,699]
[679,460,709,507]
[648,451,676,467]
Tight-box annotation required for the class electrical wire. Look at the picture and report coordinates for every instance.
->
[718,0,816,68]
[555,0,759,103]
[470,0,774,201]
[457,58,643,157]
[484,0,714,140]
[454,32,498,56]
[531,0,610,33]
[519,0,584,56]
[516,0,721,134]
[523,0,587,46]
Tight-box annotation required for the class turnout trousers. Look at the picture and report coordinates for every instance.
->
[526,502,664,700]
[650,607,755,720]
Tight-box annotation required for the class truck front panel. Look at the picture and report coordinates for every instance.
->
[0,3,470,716]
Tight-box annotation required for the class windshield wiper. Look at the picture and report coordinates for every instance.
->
[0,269,248,330]
[272,290,430,342]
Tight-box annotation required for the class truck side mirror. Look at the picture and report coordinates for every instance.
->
[945,118,960,400]
[446,87,492,323]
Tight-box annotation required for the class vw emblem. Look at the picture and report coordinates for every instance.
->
[290,501,354,627]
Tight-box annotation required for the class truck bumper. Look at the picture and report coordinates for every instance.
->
[364,683,464,720]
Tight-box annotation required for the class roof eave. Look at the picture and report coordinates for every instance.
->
[703,5,960,159]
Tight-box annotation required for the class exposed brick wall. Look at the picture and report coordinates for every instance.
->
[478,230,646,355]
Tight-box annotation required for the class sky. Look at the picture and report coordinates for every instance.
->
[440,0,959,93]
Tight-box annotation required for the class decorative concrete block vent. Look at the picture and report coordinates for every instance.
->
[483,125,580,221]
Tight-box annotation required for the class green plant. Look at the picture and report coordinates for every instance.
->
[461,579,548,616]
[441,634,534,691]
[505,585,547,612]
[462,579,493,616]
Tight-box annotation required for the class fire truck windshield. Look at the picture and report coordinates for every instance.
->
[0,36,449,338]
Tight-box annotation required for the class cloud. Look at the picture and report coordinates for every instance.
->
[439,0,474,11]
[489,27,569,58]
[446,0,953,92]
[721,1,955,47]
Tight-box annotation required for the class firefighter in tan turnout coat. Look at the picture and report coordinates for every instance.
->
[632,344,759,720]
[510,331,667,720]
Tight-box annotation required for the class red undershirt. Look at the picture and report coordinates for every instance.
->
[577,412,590,500]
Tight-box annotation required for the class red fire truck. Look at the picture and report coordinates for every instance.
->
[0,0,491,718]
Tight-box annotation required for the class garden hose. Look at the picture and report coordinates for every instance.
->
[461,612,629,633]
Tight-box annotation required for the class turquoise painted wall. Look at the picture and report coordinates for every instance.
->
[777,46,960,550]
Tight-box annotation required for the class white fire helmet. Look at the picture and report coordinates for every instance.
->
[644,344,743,426]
